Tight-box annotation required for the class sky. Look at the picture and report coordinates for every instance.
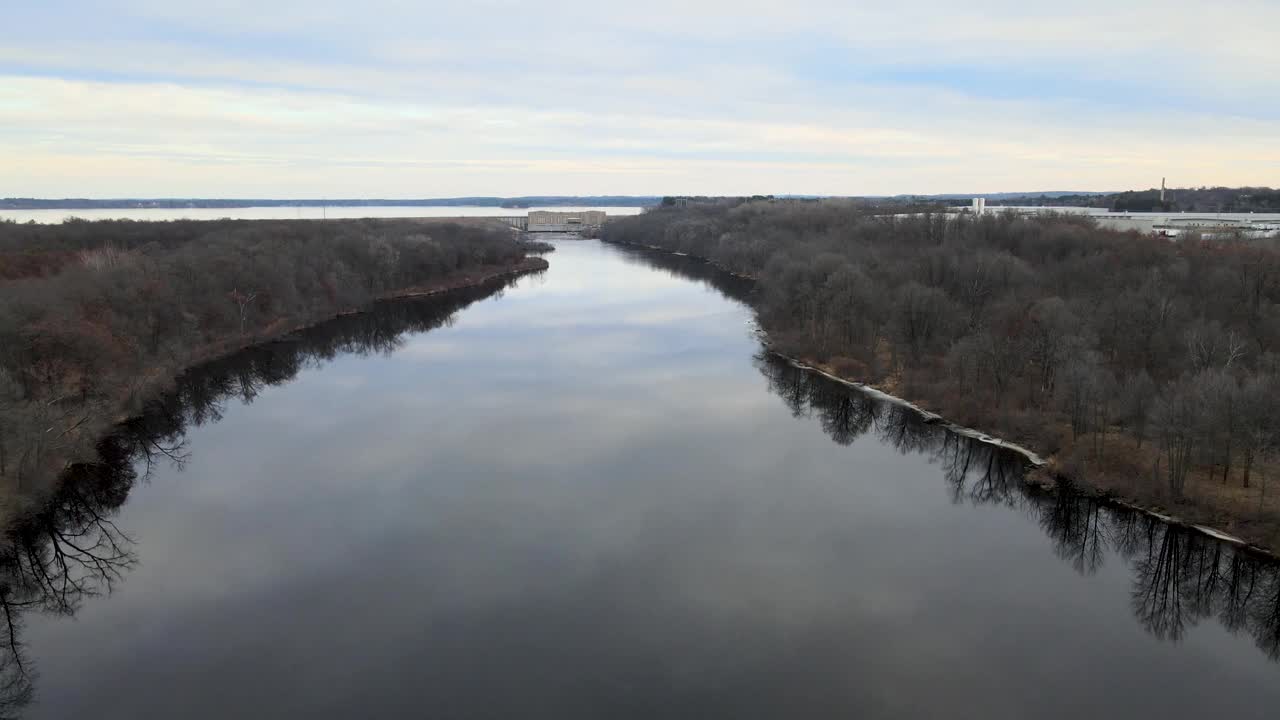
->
[2,0,1278,198]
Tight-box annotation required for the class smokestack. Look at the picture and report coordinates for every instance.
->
[1160,178,1166,204]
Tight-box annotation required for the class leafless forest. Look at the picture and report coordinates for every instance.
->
[604,200,1280,549]
[0,218,536,507]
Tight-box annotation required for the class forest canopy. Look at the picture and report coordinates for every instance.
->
[603,200,1280,548]
[0,218,538,507]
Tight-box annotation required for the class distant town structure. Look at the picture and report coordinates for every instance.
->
[970,202,1279,239]
[495,210,607,234]
[527,210,606,232]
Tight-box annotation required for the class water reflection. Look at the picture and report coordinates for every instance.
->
[610,243,758,307]
[619,238,1280,666]
[4,242,1280,716]
[754,320,1280,664]
[0,276,523,714]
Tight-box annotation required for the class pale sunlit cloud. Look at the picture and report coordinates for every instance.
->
[2,0,1278,196]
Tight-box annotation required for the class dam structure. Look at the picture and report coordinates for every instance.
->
[496,210,607,234]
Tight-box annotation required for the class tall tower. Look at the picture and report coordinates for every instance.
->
[1160,178,1166,204]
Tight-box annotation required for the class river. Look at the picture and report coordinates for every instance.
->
[4,239,1278,718]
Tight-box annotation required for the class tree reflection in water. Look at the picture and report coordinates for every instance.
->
[626,238,1280,666]
[3,244,1280,715]
[0,276,525,715]
[756,350,1280,664]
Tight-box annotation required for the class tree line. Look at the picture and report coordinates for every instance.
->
[602,200,1280,549]
[0,280,520,714]
[0,218,538,510]
[755,350,1280,661]
[984,186,1280,213]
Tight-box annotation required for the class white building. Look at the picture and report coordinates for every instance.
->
[527,210,606,232]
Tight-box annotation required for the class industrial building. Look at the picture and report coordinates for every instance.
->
[527,210,606,232]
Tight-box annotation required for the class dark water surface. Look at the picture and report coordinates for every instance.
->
[6,240,1279,718]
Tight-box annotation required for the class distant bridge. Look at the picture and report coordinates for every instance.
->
[495,210,607,234]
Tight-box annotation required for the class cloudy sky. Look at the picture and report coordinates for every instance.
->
[2,0,1278,198]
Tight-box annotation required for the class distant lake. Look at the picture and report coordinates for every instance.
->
[0,205,645,224]
[7,239,1279,718]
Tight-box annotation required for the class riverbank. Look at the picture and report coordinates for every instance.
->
[212,257,549,351]
[12,234,1280,718]
[606,237,1280,558]
[0,255,548,534]
[0,217,548,525]
[773,349,1278,559]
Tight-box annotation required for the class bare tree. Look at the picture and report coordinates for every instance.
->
[1026,296,1081,401]
[1150,377,1201,500]
[1059,352,1112,447]
[1197,370,1241,484]
[228,288,258,337]
[1185,320,1248,372]
[1117,370,1157,448]
[891,282,955,366]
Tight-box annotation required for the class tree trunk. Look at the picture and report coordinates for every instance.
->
[1222,436,1233,485]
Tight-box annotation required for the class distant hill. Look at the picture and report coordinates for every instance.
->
[975,187,1280,213]
[860,187,1279,213]
[879,191,1112,201]
[0,196,663,210]
[12,189,1276,214]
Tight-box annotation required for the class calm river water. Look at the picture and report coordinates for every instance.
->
[6,239,1279,718]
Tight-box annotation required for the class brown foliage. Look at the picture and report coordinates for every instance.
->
[605,201,1280,549]
[0,218,532,498]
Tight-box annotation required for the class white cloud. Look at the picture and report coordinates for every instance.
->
[2,1,1278,195]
